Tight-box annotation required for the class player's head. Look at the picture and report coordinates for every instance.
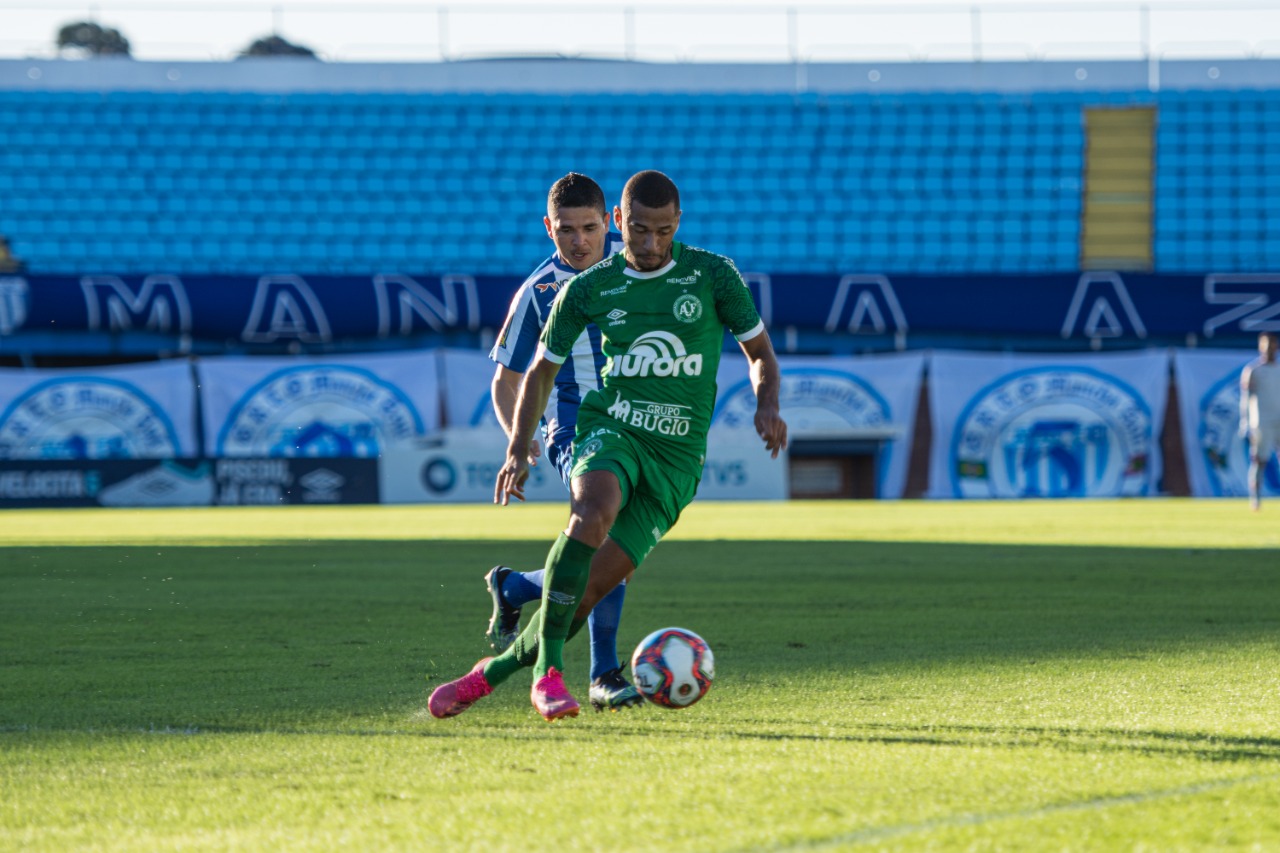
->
[1260,332,1278,360]
[616,170,681,272]
[544,173,610,272]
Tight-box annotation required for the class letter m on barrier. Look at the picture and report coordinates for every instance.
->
[80,275,192,334]
[373,274,480,335]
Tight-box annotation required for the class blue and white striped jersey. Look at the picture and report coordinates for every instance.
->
[489,233,625,459]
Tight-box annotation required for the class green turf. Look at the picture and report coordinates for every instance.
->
[2,500,1279,851]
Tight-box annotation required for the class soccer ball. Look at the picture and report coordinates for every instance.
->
[630,627,714,709]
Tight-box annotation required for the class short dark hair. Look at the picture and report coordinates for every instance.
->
[547,173,606,217]
[622,170,680,212]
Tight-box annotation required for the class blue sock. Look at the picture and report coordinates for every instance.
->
[588,579,627,681]
[501,569,544,608]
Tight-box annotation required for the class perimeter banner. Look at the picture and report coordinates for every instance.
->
[0,359,198,459]
[712,352,925,498]
[1172,348,1264,498]
[379,427,787,503]
[439,348,503,430]
[198,351,439,457]
[928,350,1170,498]
[0,457,379,507]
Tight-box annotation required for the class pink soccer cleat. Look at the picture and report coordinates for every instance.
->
[428,657,493,719]
[531,667,580,721]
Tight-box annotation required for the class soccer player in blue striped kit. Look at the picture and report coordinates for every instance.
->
[483,172,642,711]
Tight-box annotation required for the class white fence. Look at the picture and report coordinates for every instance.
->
[3,1,1280,63]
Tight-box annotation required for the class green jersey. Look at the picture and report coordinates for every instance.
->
[540,242,764,478]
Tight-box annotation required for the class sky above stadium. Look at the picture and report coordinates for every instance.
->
[3,0,1278,63]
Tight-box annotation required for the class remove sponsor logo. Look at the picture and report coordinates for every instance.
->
[611,331,703,378]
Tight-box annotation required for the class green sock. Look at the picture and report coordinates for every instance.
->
[483,609,541,687]
[483,612,590,687]
[534,533,596,679]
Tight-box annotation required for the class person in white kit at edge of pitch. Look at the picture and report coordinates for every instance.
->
[1239,331,1280,511]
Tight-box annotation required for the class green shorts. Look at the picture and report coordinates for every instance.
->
[569,423,700,569]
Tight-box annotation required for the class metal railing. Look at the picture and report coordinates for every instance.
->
[2,1,1280,63]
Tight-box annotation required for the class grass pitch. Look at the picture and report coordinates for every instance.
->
[2,500,1279,851]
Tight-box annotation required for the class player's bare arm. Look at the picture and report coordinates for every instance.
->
[494,356,559,505]
[740,331,788,458]
[491,363,542,464]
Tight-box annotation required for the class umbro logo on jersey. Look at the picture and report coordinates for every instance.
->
[607,309,627,321]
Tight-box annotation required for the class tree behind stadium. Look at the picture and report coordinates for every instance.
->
[57,21,131,57]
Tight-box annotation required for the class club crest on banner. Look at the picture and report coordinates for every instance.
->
[216,365,425,457]
[715,368,891,433]
[1197,370,1279,497]
[951,367,1153,498]
[0,377,180,459]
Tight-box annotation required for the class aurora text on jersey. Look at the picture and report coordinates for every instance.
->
[537,243,763,478]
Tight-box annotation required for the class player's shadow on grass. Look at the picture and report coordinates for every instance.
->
[2,539,1275,733]
[710,722,1280,765]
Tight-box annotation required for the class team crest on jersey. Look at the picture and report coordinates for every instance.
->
[951,367,1153,498]
[216,366,424,457]
[1198,369,1278,496]
[673,294,703,323]
[577,437,604,461]
[0,378,180,459]
[610,331,703,378]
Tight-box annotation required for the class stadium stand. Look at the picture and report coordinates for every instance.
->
[0,84,1094,276]
[2,58,1278,278]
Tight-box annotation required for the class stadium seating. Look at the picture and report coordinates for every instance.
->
[0,86,1273,275]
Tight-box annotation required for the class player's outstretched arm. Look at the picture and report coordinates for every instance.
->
[495,356,560,505]
[739,331,788,459]
[491,364,542,464]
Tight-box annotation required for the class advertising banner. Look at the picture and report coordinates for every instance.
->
[210,457,379,505]
[928,350,1170,498]
[379,428,787,504]
[712,352,925,498]
[380,430,569,504]
[0,359,198,459]
[7,271,1280,349]
[198,351,439,457]
[1172,348,1262,498]
[0,457,379,507]
[0,459,211,507]
[439,348,503,430]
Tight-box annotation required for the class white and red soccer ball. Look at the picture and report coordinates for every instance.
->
[630,627,714,709]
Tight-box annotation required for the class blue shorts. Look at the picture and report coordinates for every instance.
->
[545,438,575,491]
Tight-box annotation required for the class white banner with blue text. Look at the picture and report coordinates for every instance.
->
[379,427,787,503]
[928,350,1169,498]
[198,351,440,457]
[0,359,198,459]
[1172,348,1262,498]
[713,352,925,499]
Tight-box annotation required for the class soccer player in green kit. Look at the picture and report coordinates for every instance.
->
[429,170,788,721]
